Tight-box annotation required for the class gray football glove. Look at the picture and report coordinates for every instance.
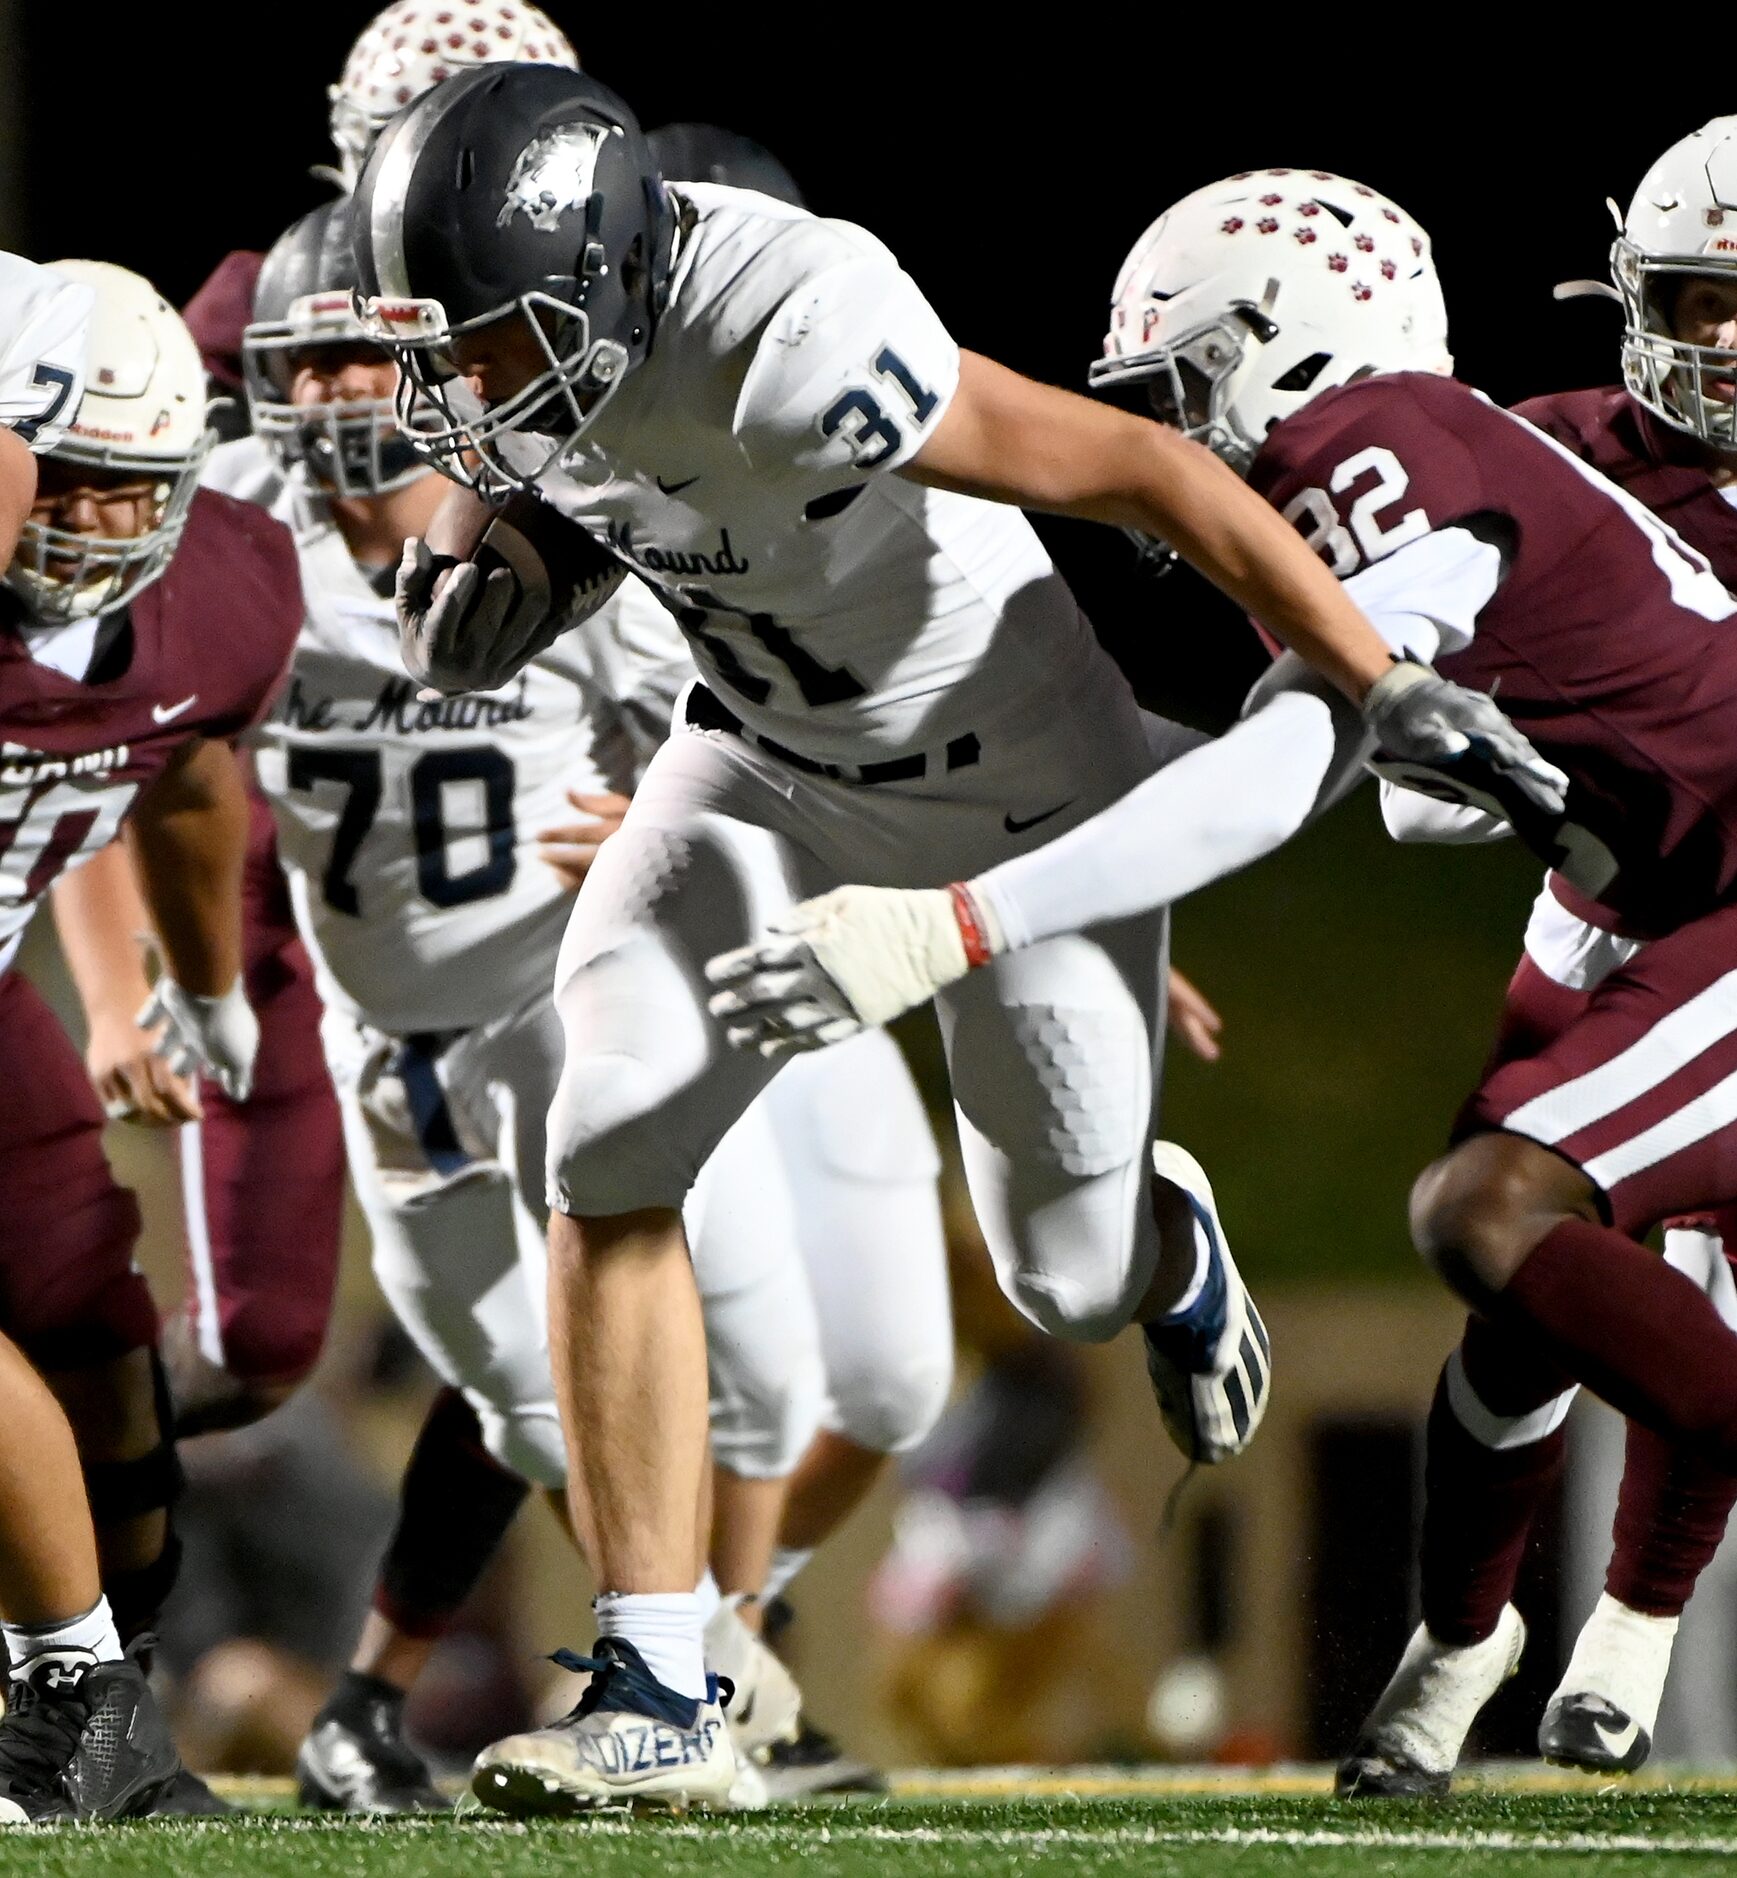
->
[396,522,568,697]
[1363,660,1568,817]
[139,976,258,1103]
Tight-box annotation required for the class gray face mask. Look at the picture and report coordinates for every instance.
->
[1615,243,1737,449]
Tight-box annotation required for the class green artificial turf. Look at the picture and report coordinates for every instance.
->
[2,1790,1735,1877]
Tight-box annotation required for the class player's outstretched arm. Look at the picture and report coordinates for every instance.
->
[50,845,201,1125]
[905,353,1389,699]
[707,657,1368,1055]
[903,354,1562,811]
[122,738,258,1101]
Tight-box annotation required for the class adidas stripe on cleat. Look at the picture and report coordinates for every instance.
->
[1142,1142,1271,1464]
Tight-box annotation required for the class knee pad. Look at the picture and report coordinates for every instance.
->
[710,1344,826,1481]
[1001,1262,1141,1345]
[547,1049,697,1215]
[828,1348,953,1456]
[953,997,1150,1183]
[474,1396,568,1491]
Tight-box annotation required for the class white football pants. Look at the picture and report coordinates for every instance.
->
[768,1040,952,1455]
[548,661,1171,1345]
[321,994,823,1486]
[322,998,953,1482]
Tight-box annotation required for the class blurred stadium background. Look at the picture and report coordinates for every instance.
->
[3,2,1736,1778]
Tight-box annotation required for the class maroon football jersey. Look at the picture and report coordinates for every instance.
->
[1249,371,1737,937]
[0,487,300,953]
[182,250,265,394]
[1514,385,1737,587]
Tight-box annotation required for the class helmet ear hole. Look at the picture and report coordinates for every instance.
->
[1271,351,1332,393]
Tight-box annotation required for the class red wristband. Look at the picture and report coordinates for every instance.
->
[949,882,995,969]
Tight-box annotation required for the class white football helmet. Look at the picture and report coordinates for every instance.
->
[1613,116,1737,446]
[7,262,212,623]
[1091,169,1451,475]
[329,1,579,189]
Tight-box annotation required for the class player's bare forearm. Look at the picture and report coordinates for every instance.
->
[0,428,38,568]
[903,352,1393,700]
[423,480,498,561]
[125,738,247,997]
[50,840,154,1022]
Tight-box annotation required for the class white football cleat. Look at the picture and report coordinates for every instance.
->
[1142,1142,1271,1464]
[470,1640,736,1816]
[703,1598,802,1757]
[1336,1604,1527,1797]
[1538,1594,1676,1775]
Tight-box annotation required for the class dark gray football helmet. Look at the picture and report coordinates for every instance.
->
[350,65,673,494]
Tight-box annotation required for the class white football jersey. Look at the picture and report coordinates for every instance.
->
[206,439,692,1034]
[0,252,91,453]
[510,185,1106,766]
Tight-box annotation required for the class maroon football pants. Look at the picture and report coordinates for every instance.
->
[1425,938,1737,1643]
[171,798,344,1391]
[0,969,154,1365]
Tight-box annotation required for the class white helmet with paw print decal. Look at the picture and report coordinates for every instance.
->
[1091,169,1450,476]
[329,0,579,189]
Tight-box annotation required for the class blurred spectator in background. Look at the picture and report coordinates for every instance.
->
[154,1331,535,1778]
[870,1186,1134,1766]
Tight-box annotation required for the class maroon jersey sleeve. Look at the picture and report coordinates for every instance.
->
[1513,384,1737,593]
[144,489,301,742]
[182,251,264,393]
[1510,384,1626,454]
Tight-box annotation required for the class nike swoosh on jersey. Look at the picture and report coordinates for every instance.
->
[655,475,700,496]
[152,695,198,724]
[1003,800,1075,834]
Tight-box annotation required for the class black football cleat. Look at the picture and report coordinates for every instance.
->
[1538,1692,1651,1775]
[296,1674,447,1814]
[756,1719,885,1799]
[1334,1606,1526,1801]
[1334,1740,1450,1799]
[0,1646,181,1823]
[149,1767,234,1815]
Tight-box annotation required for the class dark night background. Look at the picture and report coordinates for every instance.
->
[11,18,1732,1281]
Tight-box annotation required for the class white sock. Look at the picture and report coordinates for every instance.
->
[594,1591,707,1702]
[3,1595,123,1670]
[1556,1594,1678,1736]
[694,1569,722,1629]
[762,1546,813,1603]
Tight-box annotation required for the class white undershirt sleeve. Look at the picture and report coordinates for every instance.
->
[973,660,1371,950]
[970,524,1506,951]
[1379,781,1513,845]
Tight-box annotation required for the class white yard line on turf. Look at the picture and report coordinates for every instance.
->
[217,1818,1737,1855]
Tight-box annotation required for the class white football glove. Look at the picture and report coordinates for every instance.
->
[1363,660,1568,817]
[706,884,1005,1057]
[138,976,258,1103]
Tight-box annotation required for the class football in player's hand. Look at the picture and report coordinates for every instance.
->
[489,491,625,628]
